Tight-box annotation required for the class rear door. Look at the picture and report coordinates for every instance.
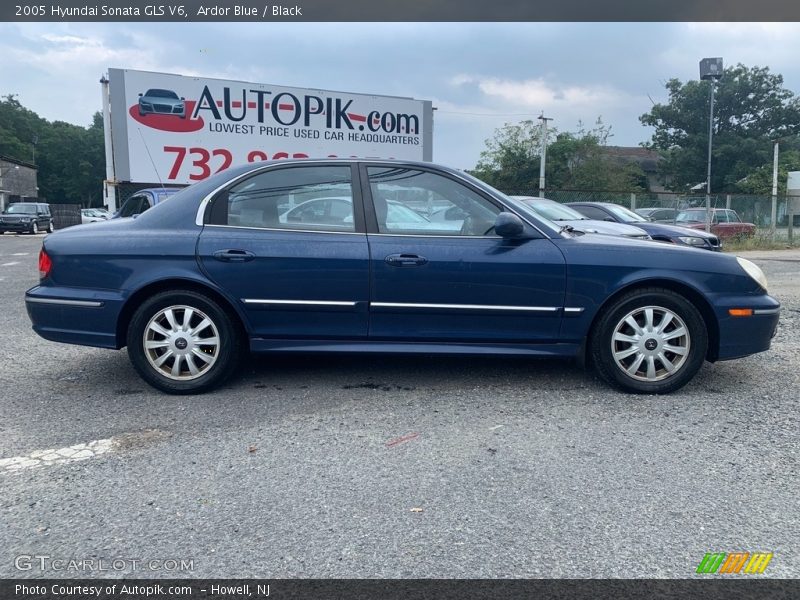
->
[197,163,370,339]
[362,165,566,343]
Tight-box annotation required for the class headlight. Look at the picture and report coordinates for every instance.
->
[678,236,707,246]
[736,257,768,292]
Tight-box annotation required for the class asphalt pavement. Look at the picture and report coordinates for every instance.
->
[0,233,798,578]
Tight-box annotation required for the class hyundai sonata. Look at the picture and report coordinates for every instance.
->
[26,159,779,394]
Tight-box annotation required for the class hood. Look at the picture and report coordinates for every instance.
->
[559,219,649,237]
[638,222,716,239]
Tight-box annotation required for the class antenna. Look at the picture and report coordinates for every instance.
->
[136,127,166,189]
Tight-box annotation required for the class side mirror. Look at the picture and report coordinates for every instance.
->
[494,212,525,238]
[180,97,185,101]
[138,93,143,97]
[604,217,615,222]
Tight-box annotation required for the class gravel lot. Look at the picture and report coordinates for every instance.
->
[0,233,798,578]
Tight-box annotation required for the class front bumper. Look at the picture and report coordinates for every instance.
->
[710,292,780,361]
[0,221,35,232]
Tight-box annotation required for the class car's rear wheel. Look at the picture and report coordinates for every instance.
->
[589,288,708,394]
[47,221,54,233]
[127,290,241,394]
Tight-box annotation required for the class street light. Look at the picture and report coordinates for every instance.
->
[700,57,723,233]
[538,114,553,198]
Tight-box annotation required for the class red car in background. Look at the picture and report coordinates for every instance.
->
[675,208,756,240]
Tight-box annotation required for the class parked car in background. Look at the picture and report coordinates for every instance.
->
[274,196,460,232]
[567,201,722,251]
[510,196,650,240]
[114,188,182,219]
[636,207,678,223]
[0,202,53,234]
[26,159,779,396]
[675,208,756,240]
[81,208,111,224]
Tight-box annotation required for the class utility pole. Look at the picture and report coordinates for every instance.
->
[771,140,779,238]
[700,58,723,234]
[538,114,552,198]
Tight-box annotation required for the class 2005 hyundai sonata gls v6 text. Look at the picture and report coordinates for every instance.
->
[26,159,780,394]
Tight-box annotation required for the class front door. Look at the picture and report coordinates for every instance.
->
[363,165,566,343]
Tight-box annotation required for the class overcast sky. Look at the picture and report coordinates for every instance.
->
[2,22,800,169]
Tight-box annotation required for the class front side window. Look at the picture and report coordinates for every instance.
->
[367,167,500,236]
[219,166,355,232]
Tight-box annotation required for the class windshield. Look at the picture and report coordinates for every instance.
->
[676,210,705,223]
[522,200,587,221]
[5,204,37,214]
[145,89,179,99]
[605,204,646,223]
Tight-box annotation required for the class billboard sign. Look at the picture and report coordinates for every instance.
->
[107,68,433,185]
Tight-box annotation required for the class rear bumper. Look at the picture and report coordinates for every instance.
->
[25,285,127,349]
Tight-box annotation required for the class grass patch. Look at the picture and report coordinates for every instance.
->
[723,230,800,252]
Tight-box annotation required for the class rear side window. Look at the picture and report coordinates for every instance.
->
[213,166,355,232]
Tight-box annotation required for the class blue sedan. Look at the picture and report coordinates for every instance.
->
[26,159,779,395]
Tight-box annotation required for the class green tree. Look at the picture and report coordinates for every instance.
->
[0,95,105,206]
[470,120,544,190]
[735,148,800,195]
[470,118,646,192]
[640,64,800,192]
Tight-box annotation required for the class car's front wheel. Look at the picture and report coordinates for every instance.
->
[31,222,39,234]
[127,290,242,394]
[590,288,708,394]
[47,221,54,233]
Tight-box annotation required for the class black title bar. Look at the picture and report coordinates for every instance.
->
[4,0,800,22]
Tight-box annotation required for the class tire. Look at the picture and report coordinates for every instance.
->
[31,222,38,235]
[47,221,54,233]
[589,287,708,394]
[127,290,242,394]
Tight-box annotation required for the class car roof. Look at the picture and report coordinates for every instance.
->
[568,201,617,207]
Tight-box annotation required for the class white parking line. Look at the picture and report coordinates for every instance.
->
[0,439,113,473]
[11,252,29,256]
[1,261,20,266]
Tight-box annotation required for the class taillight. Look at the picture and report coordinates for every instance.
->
[38,248,52,279]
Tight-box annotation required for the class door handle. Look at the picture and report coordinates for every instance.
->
[385,253,428,267]
[213,249,256,262]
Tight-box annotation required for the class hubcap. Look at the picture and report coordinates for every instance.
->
[610,305,690,382]
[143,305,220,381]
